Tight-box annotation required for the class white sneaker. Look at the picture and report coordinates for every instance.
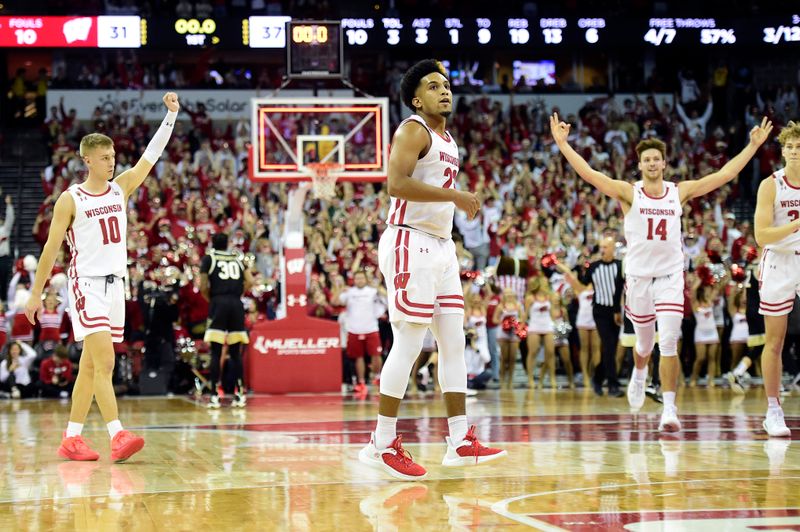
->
[763,408,791,437]
[207,395,221,409]
[726,372,747,395]
[10,386,20,399]
[231,394,247,408]
[627,378,646,410]
[658,405,681,432]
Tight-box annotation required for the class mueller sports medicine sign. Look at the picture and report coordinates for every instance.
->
[251,336,340,356]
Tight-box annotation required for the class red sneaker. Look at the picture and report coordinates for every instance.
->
[441,425,507,466]
[110,430,145,462]
[58,434,100,461]
[354,383,367,395]
[358,433,428,480]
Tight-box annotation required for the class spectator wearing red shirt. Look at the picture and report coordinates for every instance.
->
[39,344,74,398]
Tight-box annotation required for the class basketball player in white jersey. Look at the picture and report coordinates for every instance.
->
[25,93,180,461]
[754,121,800,438]
[358,60,506,480]
[551,113,772,432]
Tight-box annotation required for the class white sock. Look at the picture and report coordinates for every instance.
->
[66,422,83,438]
[375,415,397,450]
[107,420,123,439]
[767,396,781,411]
[733,360,748,377]
[633,367,648,382]
[448,415,468,444]
[663,391,676,408]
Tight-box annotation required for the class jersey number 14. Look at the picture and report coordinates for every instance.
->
[646,218,667,241]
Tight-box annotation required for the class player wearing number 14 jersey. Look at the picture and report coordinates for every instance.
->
[25,92,181,462]
[551,113,772,433]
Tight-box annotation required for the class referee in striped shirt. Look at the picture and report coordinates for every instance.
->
[565,237,624,396]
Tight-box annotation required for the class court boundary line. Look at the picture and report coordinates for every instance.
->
[490,476,800,529]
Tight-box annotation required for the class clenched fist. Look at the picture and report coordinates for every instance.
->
[163,92,180,113]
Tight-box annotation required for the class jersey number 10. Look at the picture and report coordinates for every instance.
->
[646,218,667,241]
[99,217,122,245]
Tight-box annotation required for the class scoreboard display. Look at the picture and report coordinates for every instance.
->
[0,16,142,47]
[0,14,799,49]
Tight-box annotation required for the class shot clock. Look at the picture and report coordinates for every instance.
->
[285,20,343,78]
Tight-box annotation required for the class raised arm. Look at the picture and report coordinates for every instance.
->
[24,192,75,324]
[754,176,800,245]
[556,262,588,293]
[678,117,773,203]
[387,121,479,218]
[115,92,180,199]
[550,113,633,205]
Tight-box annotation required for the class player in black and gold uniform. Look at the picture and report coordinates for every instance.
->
[727,247,765,394]
[200,233,254,408]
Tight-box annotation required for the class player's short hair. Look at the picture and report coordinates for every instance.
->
[635,138,667,160]
[212,233,228,251]
[400,59,449,112]
[778,121,800,145]
[79,133,113,157]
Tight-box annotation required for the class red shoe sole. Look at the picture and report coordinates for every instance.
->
[111,438,145,462]
[57,447,99,461]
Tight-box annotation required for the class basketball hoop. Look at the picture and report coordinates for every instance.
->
[306,162,344,200]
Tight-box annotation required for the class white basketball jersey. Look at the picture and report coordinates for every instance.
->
[65,181,128,278]
[624,181,684,277]
[386,114,459,239]
[766,169,800,252]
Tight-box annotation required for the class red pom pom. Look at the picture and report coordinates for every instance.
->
[514,322,528,340]
[731,264,746,283]
[541,253,558,269]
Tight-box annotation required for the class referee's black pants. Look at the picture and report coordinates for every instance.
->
[593,306,620,389]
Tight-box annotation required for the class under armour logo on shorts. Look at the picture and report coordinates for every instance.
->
[419,248,429,253]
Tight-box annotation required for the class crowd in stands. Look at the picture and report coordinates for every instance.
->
[3,66,800,399]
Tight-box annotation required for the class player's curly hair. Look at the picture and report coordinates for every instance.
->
[400,59,448,112]
[635,138,667,160]
[777,121,800,145]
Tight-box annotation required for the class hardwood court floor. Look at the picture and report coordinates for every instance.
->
[0,387,798,531]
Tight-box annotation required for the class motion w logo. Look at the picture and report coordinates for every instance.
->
[286,258,305,275]
[393,272,410,290]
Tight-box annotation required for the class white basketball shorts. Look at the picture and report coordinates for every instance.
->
[758,249,800,316]
[67,276,125,342]
[379,225,464,325]
[624,272,684,326]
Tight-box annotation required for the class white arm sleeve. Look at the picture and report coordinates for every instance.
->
[142,110,178,165]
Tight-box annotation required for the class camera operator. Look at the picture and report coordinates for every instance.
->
[138,265,180,375]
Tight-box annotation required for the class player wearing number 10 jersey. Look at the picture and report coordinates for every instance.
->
[551,112,772,434]
[25,92,181,462]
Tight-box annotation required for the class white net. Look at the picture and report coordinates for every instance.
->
[306,163,343,200]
